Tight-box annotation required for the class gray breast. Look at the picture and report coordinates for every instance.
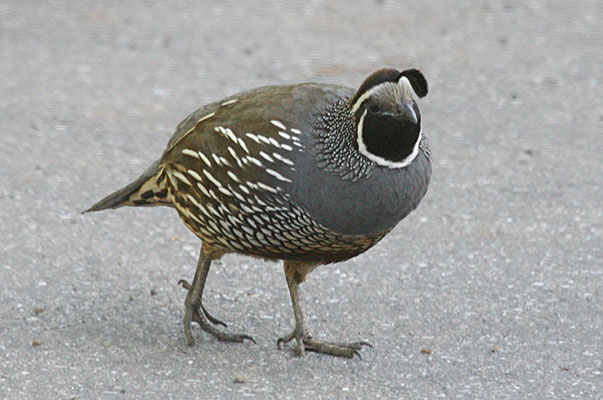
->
[280,88,432,236]
[288,150,431,236]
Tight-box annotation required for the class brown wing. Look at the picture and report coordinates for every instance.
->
[158,85,385,263]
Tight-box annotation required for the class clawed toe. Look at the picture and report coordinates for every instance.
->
[178,279,191,290]
[276,330,297,348]
[277,330,371,358]
[184,302,255,346]
[278,263,372,358]
[179,279,227,327]
[180,275,254,346]
[180,255,371,356]
[303,337,372,358]
[200,305,228,327]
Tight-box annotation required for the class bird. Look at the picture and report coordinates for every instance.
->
[84,68,431,358]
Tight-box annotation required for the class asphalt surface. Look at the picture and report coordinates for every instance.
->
[1,1,601,399]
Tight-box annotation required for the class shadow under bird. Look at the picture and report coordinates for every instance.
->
[85,68,431,358]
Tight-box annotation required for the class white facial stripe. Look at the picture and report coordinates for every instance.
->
[356,109,422,169]
[399,76,417,100]
[352,85,383,114]
[351,77,417,114]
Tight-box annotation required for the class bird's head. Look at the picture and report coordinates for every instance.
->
[350,68,428,168]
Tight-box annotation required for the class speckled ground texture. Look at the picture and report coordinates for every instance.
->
[1,1,601,399]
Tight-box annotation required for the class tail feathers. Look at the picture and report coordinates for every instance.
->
[83,161,169,213]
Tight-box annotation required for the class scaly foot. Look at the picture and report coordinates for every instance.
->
[277,328,371,358]
[179,279,255,346]
[178,280,227,327]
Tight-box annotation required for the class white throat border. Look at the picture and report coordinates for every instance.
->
[356,109,422,169]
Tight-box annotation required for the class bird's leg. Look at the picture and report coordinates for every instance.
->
[181,248,255,346]
[178,280,227,327]
[277,261,372,358]
[277,265,310,355]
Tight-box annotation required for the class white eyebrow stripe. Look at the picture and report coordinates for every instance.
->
[351,84,383,114]
[351,77,415,114]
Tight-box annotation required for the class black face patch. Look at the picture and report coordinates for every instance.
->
[361,111,421,163]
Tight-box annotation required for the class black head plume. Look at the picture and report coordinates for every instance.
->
[350,68,428,117]
[350,68,402,106]
[399,69,428,98]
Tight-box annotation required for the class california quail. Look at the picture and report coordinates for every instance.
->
[85,68,431,358]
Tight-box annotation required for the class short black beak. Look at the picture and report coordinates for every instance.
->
[399,102,417,124]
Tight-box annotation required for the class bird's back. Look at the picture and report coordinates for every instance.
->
[87,82,431,264]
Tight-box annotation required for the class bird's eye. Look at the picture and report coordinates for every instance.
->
[369,104,380,113]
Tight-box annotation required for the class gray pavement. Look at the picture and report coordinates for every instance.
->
[1,1,601,398]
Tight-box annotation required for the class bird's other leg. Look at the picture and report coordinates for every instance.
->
[277,261,371,358]
[181,245,255,346]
